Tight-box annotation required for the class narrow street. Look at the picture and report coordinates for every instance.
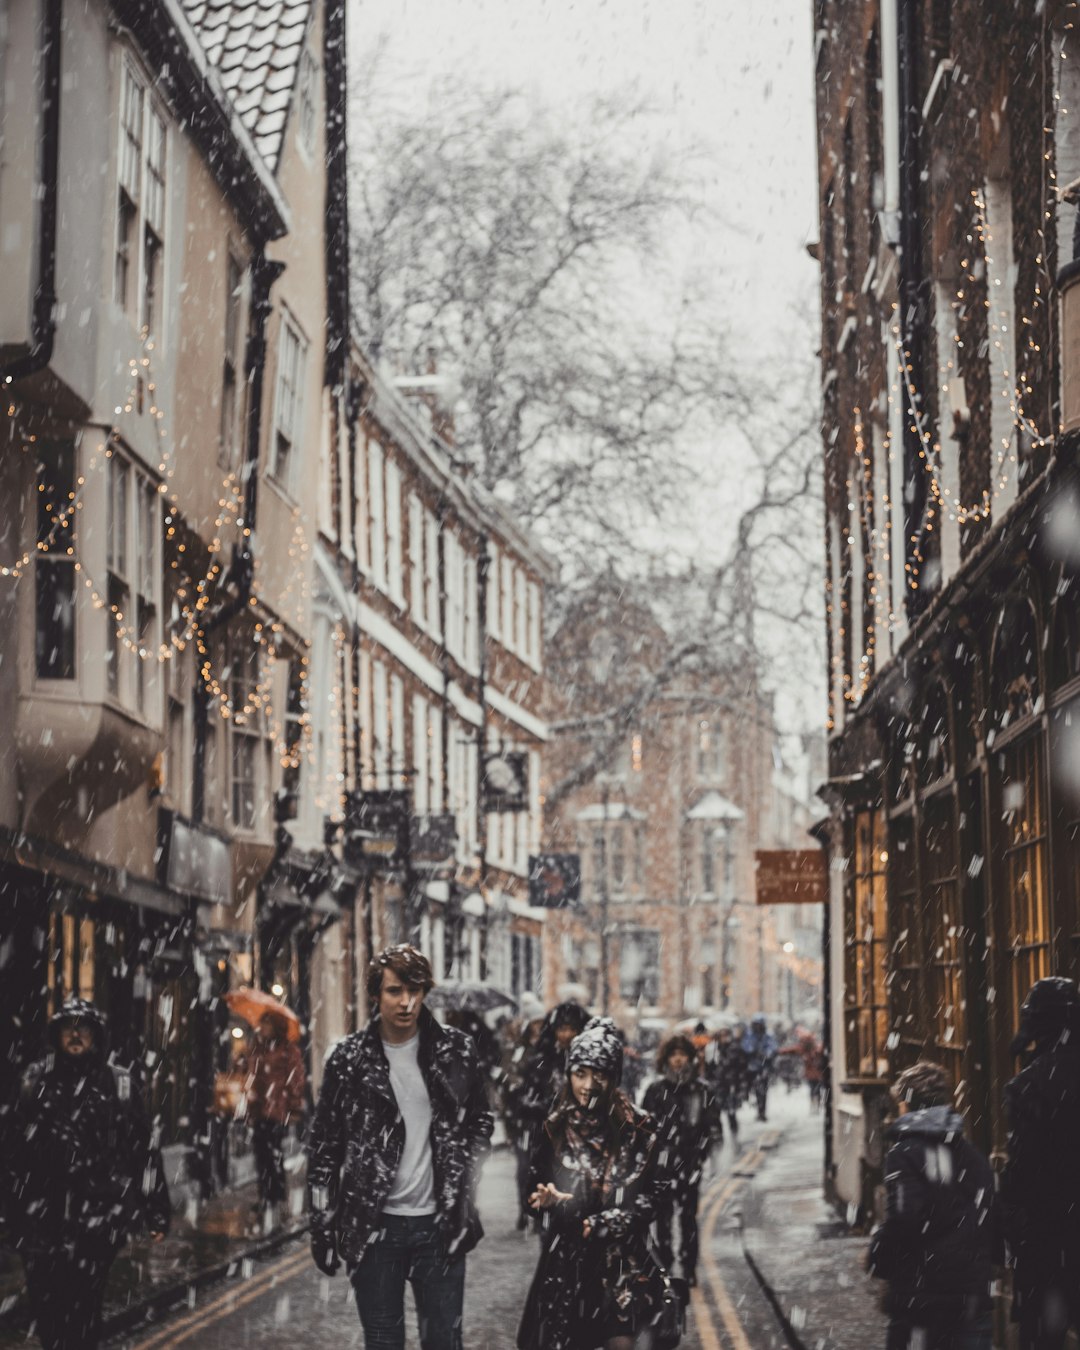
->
[109,1092,823,1350]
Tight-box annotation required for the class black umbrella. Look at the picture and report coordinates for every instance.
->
[425,980,518,1015]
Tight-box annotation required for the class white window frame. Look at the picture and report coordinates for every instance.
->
[514,569,527,655]
[413,693,429,814]
[464,554,478,671]
[500,557,514,643]
[487,544,501,640]
[390,674,405,784]
[373,659,389,789]
[527,580,541,669]
[271,313,307,493]
[115,58,169,342]
[425,511,440,636]
[385,457,404,606]
[219,252,246,469]
[228,637,263,834]
[429,705,443,813]
[368,440,387,589]
[408,493,425,625]
[106,451,161,720]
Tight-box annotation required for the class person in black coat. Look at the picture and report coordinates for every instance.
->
[868,1060,996,1350]
[1001,977,1080,1350]
[642,1034,722,1284]
[504,1001,589,1229]
[706,1027,748,1136]
[306,944,494,1350]
[518,1017,666,1350]
[1,999,171,1350]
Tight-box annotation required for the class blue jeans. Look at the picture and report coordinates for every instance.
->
[350,1214,466,1350]
[886,1312,994,1350]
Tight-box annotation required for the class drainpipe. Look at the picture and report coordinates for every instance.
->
[1,0,62,387]
[191,248,284,824]
[477,536,491,980]
[897,0,930,619]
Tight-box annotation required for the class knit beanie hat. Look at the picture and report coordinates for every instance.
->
[567,1016,624,1084]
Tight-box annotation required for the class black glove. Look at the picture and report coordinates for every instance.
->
[311,1229,340,1277]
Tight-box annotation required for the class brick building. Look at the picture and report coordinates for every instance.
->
[307,345,555,1025]
[541,582,821,1031]
[813,0,1080,1219]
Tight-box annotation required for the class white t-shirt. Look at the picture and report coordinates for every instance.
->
[382,1034,437,1216]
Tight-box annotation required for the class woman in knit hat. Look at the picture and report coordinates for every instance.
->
[517,1017,666,1350]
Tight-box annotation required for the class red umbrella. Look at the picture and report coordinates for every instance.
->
[224,987,302,1042]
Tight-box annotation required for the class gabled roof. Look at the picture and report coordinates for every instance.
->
[179,0,313,170]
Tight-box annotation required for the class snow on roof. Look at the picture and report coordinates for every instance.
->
[180,0,313,170]
[686,791,745,822]
[575,802,646,822]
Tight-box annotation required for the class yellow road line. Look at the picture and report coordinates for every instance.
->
[130,1247,310,1349]
[157,1253,311,1348]
[691,1143,769,1350]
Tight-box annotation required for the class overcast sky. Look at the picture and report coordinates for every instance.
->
[348,0,826,756]
[349,0,821,348]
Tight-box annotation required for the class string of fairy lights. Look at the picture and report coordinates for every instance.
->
[830,172,1058,727]
[3,330,315,770]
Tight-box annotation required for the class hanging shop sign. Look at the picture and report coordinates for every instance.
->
[410,814,458,869]
[528,853,582,909]
[754,849,828,906]
[157,809,232,907]
[344,790,410,868]
[482,750,529,814]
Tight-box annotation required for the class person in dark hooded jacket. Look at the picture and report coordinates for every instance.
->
[1,999,171,1350]
[518,1017,667,1350]
[504,1001,589,1228]
[306,945,493,1350]
[1001,977,1080,1350]
[642,1034,722,1284]
[868,1060,996,1350]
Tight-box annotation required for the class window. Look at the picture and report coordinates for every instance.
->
[369,441,386,588]
[282,661,304,806]
[413,694,429,814]
[105,452,160,712]
[373,660,388,788]
[408,494,424,623]
[167,696,187,810]
[35,443,77,680]
[619,929,661,1005]
[272,315,306,491]
[424,510,440,634]
[697,719,725,779]
[487,544,501,639]
[390,675,405,784]
[514,569,527,654]
[845,808,890,1078]
[501,557,514,641]
[296,48,318,155]
[527,581,541,668]
[229,642,261,832]
[610,825,626,891]
[590,828,605,898]
[633,826,645,887]
[631,733,643,773]
[464,556,478,669]
[142,109,166,333]
[702,830,716,895]
[445,534,465,659]
[385,458,404,605]
[1001,736,1050,1036]
[220,255,245,467]
[115,62,168,334]
[428,706,443,813]
[923,792,963,1070]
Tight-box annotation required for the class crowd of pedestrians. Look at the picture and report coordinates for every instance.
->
[7,954,1079,1349]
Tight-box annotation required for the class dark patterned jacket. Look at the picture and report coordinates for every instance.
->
[643,1073,722,1190]
[307,1007,494,1265]
[518,1094,665,1350]
[2,1002,171,1254]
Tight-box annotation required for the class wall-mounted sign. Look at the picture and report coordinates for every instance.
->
[410,814,458,868]
[754,849,828,906]
[528,853,582,909]
[344,790,410,868]
[158,810,232,907]
[483,751,529,814]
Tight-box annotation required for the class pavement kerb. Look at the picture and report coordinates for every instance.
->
[0,1220,311,1345]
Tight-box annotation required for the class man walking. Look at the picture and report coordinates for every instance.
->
[868,1061,996,1350]
[1002,977,1080,1350]
[1,999,171,1350]
[307,944,494,1349]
